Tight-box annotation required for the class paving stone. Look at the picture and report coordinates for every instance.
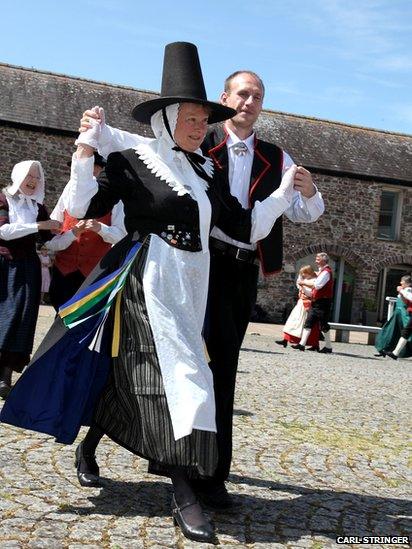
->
[0,316,410,547]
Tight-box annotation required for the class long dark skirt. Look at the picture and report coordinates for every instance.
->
[0,253,41,372]
[93,241,218,478]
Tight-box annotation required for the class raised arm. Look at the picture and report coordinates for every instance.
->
[79,106,150,158]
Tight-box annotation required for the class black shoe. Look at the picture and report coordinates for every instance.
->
[386,352,398,360]
[275,340,287,348]
[307,346,319,352]
[291,343,305,351]
[374,350,387,357]
[194,481,234,509]
[171,495,216,543]
[318,347,333,354]
[74,443,101,487]
[0,381,11,400]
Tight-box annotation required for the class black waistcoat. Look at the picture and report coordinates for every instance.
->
[202,126,283,275]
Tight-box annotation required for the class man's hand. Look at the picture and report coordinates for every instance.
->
[79,106,105,133]
[72,220,87,237]
[84,219,102,233]
[293,167,316,198]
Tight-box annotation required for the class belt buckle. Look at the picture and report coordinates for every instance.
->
[235,248,248,261]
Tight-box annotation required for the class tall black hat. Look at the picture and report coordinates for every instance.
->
[132,42,236,125]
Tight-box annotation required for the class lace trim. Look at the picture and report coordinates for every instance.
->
[135,143,214,198]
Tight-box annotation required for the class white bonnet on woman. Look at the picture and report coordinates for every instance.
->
[7,160,45,204]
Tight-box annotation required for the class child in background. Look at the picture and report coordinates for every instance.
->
[38,245,52,304]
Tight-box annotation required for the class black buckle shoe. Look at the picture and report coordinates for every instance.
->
[74,443,101,487]
[275,340,287,348]
[386,351,398,360]
[291,343,305,351]
[318,347,333,354]
[0,381,11,400]
[171,495,216,543]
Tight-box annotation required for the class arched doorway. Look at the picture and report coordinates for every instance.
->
[376,264,412,320]
[295,254,355,323]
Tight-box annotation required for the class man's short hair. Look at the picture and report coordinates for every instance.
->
[224,70,265,97]
[401,275,412,286]
[316,252,329,262]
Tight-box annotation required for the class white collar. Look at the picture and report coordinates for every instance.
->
[225,127,255,155]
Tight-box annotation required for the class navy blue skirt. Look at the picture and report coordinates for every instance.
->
[0,253,41,372]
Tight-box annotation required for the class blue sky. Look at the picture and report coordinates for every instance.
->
[2,0,411,134]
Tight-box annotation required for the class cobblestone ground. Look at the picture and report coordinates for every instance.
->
[0,308,410,548]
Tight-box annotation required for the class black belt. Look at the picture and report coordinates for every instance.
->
[210,238,258,264]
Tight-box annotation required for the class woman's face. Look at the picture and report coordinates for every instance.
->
[20,164,41,196]
[174,103,209,152]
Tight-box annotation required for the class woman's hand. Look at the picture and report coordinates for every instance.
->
[76,107,103,151]
[83,219,102,233]
[72,220,87,237]
[38,220,61,233]
[79,106,105,132]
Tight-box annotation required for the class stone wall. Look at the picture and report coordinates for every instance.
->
[0,63,411,326]
[256,173,412,323]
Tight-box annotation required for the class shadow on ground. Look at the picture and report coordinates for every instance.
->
[58,475,411,544]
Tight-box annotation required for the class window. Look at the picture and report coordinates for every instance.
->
[378,190,401,240]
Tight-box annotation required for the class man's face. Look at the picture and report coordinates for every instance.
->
[220,73,263,131]
[315,255,326,268]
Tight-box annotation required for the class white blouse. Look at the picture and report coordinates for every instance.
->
[0,194,40,241]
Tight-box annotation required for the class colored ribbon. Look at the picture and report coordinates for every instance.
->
[58,241,142,354]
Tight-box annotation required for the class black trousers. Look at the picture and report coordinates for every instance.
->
[304,298,332,333]
[204,251,259,482]
[49,266,86,312]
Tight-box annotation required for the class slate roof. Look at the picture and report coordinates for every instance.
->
[1,62,411,184]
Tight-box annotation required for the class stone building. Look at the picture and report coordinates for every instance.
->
[1,62,411,324]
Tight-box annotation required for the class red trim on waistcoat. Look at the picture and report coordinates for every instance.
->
[207,129,229,170]
[248,144,271,204]
[251,137,279,277]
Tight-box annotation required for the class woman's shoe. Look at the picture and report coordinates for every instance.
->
[171,495,216,543]
[74,442,101,487]
[307,346,319,352]
[275,340,287,348]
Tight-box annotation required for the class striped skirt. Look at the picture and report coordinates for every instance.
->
[93,240,217,477]
[0,253,41,372]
